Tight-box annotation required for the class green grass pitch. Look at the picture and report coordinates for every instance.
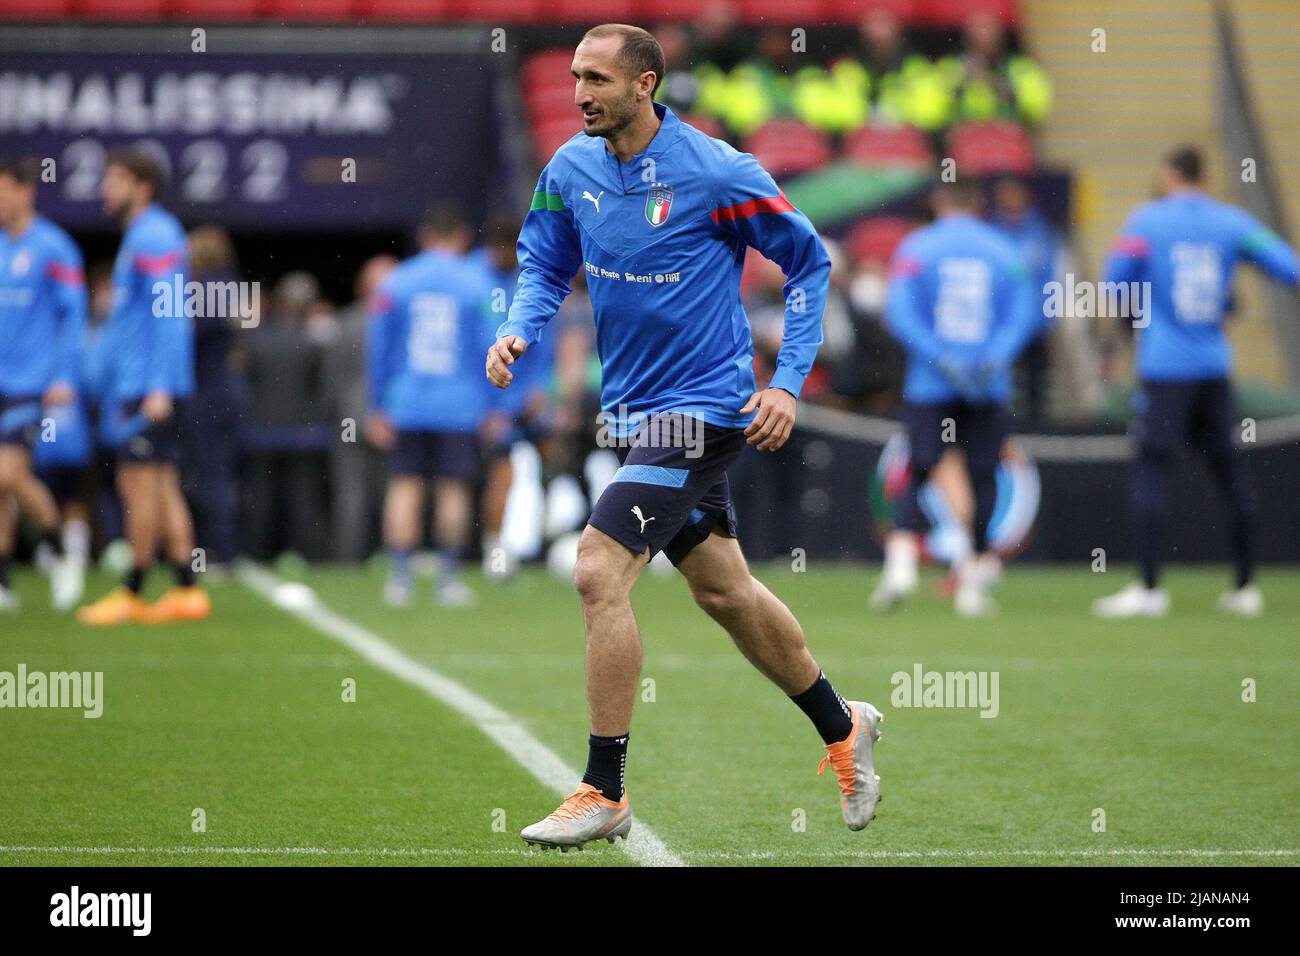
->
[0,562,1296,866]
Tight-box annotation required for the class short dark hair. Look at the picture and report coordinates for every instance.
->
[106,146,165,198]
[1164,145,1203,184]
[0,156,40,186]
[933,178,982,210]
[582,23,665,95]
[421,201,469,238]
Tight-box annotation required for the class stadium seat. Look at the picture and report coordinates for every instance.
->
[0,0,71,18]
[262,0,356,19]
[532,116,582,161]
[823,0,916,26]
[842,123,933,169]
[522,49,578,92]
[845,215,913,265]
[172,0,262,18]
[946,120,1034,175]
[355,0,452,19]
[743,118,832,179]
[737,0,828,24]
[525,84,579,124]
[915,0,1016,27]
[546,0,636,22]
[448,0,541,21]
[72,0,166,18]
[640,0,705,20]
[681,113,727,140]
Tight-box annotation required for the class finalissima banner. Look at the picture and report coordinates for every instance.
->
[0,50,504,230]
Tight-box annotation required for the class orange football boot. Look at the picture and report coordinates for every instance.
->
[139,586,212,623]
[76,587,151,626]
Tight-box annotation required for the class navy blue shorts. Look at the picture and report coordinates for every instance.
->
[389,429,479,479]
[587,415,744,565]
[0,395,42,450]
[1133,378,1235,457]
[109,397,183,465]
[901,400,1006,474]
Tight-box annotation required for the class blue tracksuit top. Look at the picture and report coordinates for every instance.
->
[886,212,1039,404]
[1103,190,1299,382]
[496,103,830,434]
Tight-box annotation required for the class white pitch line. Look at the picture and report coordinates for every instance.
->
[235,563,684,868]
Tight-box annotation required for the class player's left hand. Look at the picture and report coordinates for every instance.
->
[141,390,173,423]
[740,387,796,452]
[42,382,75,407]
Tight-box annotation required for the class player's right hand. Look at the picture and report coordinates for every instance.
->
[486,336,528,389]
[141,390,173,423]
[367,412,396,452]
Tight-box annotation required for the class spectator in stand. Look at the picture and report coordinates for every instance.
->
[653,23,701,119]
[852,6,953,133]
[181,225,247,571]
[939,11,1052,127]
[243,271,328,560]
[323,254,397,562]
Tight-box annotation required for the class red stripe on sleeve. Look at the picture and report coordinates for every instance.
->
[710,195,795,224]
[45,261,85,285]
[889,256,922,278]
[133,250,181,276]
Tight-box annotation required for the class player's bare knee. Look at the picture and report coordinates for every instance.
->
[691,575,756,619]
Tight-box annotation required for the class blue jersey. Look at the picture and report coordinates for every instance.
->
[886,212,1038,404]
[0,214,87,397]
[1103,190,1299,382]
[367,248,500,432]
[498,103,830,434]
[989,207,1060,338]
[467,247,555,417]
[102,204,192,401]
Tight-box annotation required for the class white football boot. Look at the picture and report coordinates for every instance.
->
[50,554,84,612]
[0,584,19,612]
[954,553,999,617]
[521,783,632,851]
[382,576,412,607]
[435,578,476,608]
[818,701,884,831]
[1092,582,1169,619]
[869,533,918,610]
[1216,585,1263,618]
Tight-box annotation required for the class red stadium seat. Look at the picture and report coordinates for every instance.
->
[915,0,1016,27]
[355,0,452,19]
[525,84,579,124]
[681,113,727,141]
[845,215,913,265]
[842,123,932,169]
[946,120,1034,176]
[737,0,828,24]
[522,49,578,93]
[0,0,71,18]
[640,0,705,20]
[742,118,832,179]
[532,116,582,162]
[449,0,541,21]
[823,0,916,26]
[545,0,636,22]
[172,0,262,18]
[72,0,166,18]
[262,0,356,19]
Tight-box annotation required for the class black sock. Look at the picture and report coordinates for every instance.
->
[174,561,196,588]
[0,554,10,589]
[791,672,854,745]
[41,528,65,558]
[582,733,629,802]
[124,565,148,595]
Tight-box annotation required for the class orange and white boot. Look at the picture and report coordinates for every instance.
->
[140,586,212,623]
[818,701,884,831]
[76,587,151,626]
[521,782,631,851]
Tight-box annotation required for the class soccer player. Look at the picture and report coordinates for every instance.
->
[871,180,1038,616]
[0,156,88,611]
[470,214,555,582]
[367,204,502,607]
[487,24,883,850]
[1093,146,1299,618]
[78,148,209,625]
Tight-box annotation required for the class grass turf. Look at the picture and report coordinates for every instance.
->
[0,562,1295,866]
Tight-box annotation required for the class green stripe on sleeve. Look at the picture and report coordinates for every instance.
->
[530,191,566,212]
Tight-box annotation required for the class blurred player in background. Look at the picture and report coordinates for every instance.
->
[487,25,884,851]
[0,156,87,611]
[470,214,555,582]
[1093,146,1299,619]
[78,147,209,625]
[367,204,502,607]
[872,179,1038,616]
